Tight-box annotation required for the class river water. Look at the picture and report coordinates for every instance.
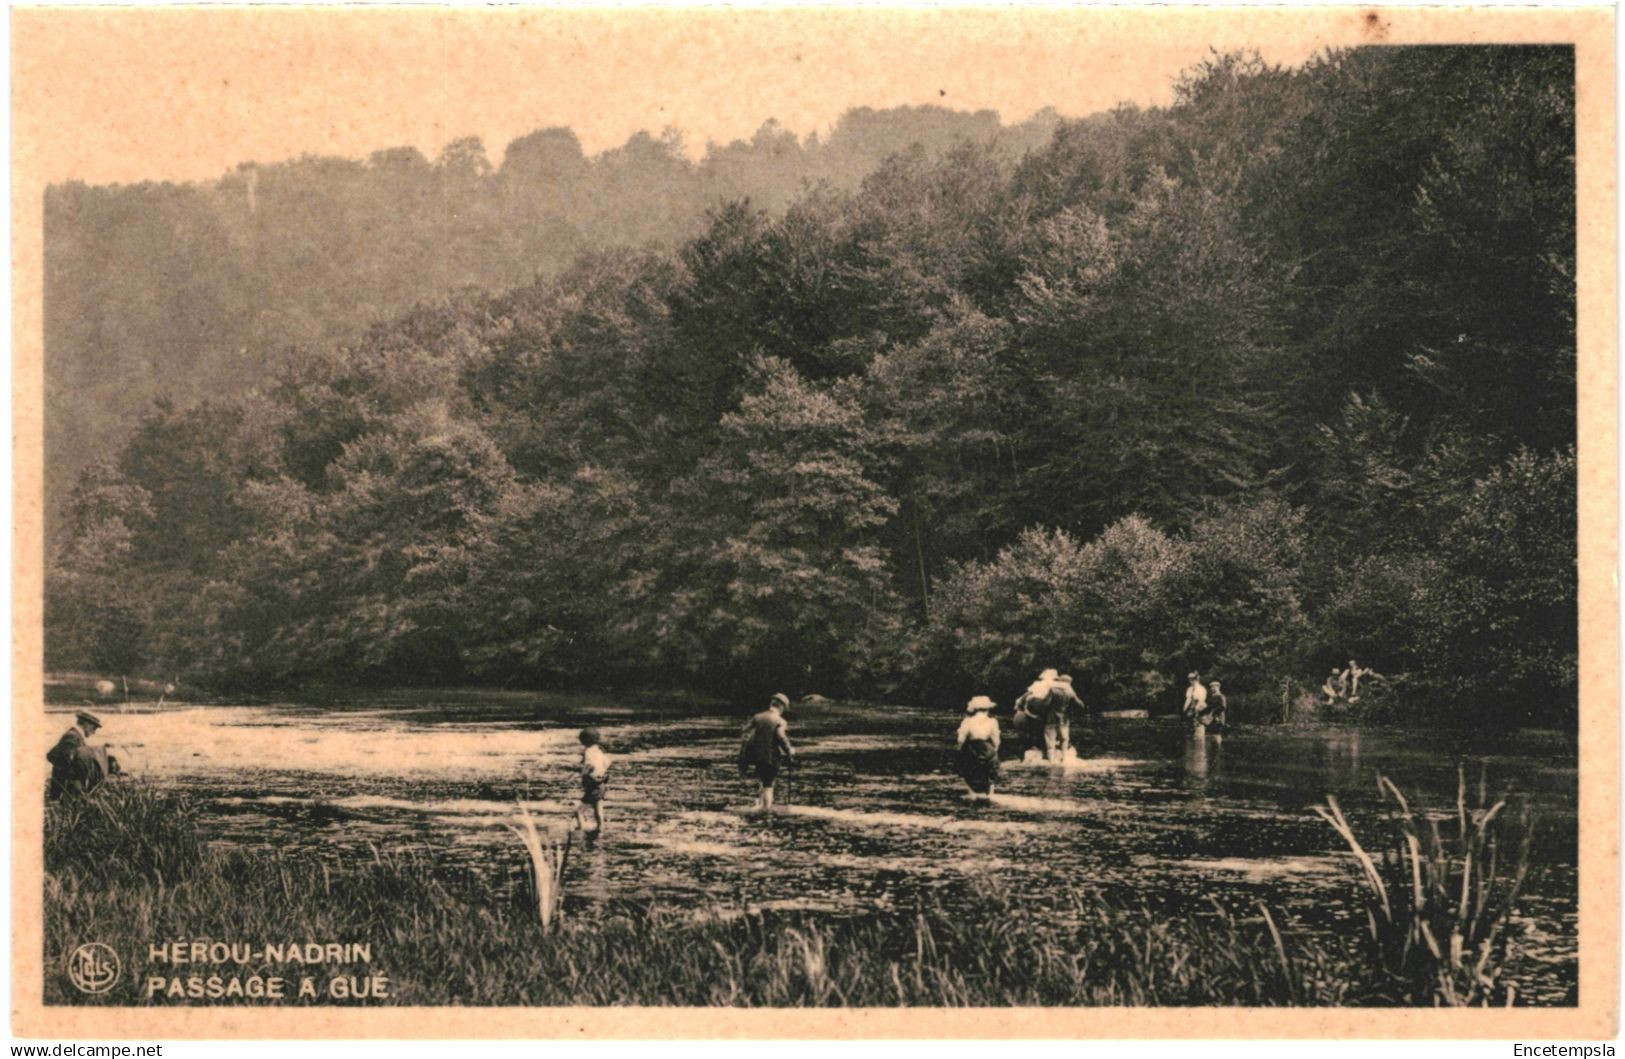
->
[57,692,1578,1003]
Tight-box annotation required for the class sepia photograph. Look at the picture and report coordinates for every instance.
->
[10,4,1617,1039]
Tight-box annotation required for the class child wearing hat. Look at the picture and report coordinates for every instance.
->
[575,727,611,845]
[955,696,1002,799]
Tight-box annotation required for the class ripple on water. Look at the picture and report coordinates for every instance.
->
[1131,853,1350,883]
[778,803,1048,835]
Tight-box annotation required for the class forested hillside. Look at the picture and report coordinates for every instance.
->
[46,48,1578,725]
[45,105,1060,513]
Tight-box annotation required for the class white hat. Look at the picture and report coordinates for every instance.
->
[965,695,996,713]
[1039,668,1059,682]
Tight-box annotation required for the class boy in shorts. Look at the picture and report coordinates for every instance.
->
[575,727,611,845]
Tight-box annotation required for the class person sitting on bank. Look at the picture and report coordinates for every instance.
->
[1181,672,1208,724]
[1321,667,1345,705]
[575,727,611,846]
[47,711,109,800]
[956,696,1002,800]
[1201,681,1228,730]
[739,693,795,811]
[1345,659,1383,701]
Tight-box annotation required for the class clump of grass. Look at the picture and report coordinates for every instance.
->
[45,781,203,886]
[41,782,1544,1007]
[1315,767,1532,1006]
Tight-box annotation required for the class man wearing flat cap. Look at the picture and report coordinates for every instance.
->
[738,693,795,811]
[47,711,108,800]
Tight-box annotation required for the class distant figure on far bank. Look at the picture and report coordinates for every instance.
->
[94,679,116,700]
[1181,672,1208,725]
[955,696,1002,800]
[1321,667,1345,706]
[1345,659,1383,701]
[574,727,611,847]
[1200,681,1228,731]
[47,711,116,800]
[739,693,795,811]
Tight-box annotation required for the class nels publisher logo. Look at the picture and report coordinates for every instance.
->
[67,942,120,994]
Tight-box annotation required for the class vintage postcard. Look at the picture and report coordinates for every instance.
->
[11,4,1618,1040]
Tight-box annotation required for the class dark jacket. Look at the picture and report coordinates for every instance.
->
[48,725,111,799]
[739,710,793,767]
[47,725,87,768]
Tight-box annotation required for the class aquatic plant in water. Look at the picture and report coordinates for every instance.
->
[1315,766,1532,1006]
[508,801,571,930]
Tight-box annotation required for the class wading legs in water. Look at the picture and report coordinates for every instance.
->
[574,801,605,846]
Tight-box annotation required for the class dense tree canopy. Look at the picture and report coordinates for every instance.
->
[46,47,1578,726]
[45,106,1062,517]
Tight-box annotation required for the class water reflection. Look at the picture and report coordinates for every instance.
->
[1320,730,1362,783]
[1182,729,1211,784]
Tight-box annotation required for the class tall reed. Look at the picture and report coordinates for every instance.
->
[507,801,571,929]
[1315,767,1532,1005]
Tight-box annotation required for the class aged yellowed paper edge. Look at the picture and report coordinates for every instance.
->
[11,4,1617,1039]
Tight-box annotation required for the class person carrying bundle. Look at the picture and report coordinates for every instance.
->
[1014,668,1056,761]
[738,693,795,811]
[1013,668,1083,762]
[1042,674,1084,760]
[955,696,1001,799]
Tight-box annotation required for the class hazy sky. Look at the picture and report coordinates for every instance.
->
[14,8,1338,188]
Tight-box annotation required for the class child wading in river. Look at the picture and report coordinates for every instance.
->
[739,693,795,811]
[956,696,1002,800]
[575,727,611,846]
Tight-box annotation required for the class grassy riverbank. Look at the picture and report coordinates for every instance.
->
[43,783,1454,1007]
